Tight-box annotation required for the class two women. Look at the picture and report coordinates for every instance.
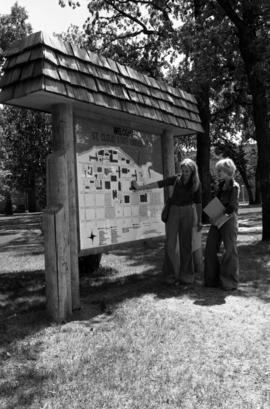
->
[132,158,202,285]
[132,156,240,290]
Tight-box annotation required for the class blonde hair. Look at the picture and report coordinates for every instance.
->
[180,158,200,192]
[216,158,236,177]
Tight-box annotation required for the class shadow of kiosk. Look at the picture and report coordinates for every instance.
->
[0,32,203,322]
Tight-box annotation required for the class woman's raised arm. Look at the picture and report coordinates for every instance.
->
[131,180,159,191]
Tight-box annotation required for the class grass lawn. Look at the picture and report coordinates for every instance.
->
[0,207,270,409]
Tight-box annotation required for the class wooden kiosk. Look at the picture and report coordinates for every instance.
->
[0,32,203,322]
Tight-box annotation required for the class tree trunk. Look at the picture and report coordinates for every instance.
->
[196,85,212,218]
[238,30,270,240]
[216,0,270,239]
[193,0,212,220]
[254,164,261,205]
[237,167,254,205]
[4,191,13,215]
[27,170,37,212]
[246,185,255,205]
[27,187,37,212]
[255,134,270,240]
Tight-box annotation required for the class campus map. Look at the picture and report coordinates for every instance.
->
[75,119,165,251]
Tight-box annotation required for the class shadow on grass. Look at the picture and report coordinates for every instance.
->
[0,309,55,409]
[1,237,269,327]
[0,270,46,323]
[0,373,52,409]
[80,238,270,313]
[237,241,270,301]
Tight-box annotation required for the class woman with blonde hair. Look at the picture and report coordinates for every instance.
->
[204,157,240,290]
[132,158,202,285]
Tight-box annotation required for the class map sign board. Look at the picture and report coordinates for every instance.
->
[75,117,165,253]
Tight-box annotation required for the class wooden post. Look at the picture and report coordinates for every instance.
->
[44,152,72,321]
[161,129,175,199]
[52,104,80,311]
[44,103,80,321]
[43,205,71,322]
[52,104,80,310]
[161,129,178,275]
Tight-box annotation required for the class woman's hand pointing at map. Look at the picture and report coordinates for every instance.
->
[130,180,140,190]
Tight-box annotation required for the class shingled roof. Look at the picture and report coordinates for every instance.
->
[0,31,203,135]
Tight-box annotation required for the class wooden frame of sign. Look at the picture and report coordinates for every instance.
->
[74,110,175,258]
[0,32,202,322]
[42,103,176,322]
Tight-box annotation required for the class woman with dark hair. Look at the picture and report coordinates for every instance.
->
[132,158,202,285]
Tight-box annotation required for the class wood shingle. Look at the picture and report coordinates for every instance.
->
[0,31,203,135]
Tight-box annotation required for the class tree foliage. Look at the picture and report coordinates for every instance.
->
[63,0,270,237]
[61,1,255,211]
[1,107,52,209]
[60,1,214,211]
[214,0,270,239]
[0,3,52,212]
[0,2,32,66]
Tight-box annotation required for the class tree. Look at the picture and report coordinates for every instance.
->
[60,0,213,210]
[62,1,264,214]
[63,0,270,239]
[0,4,52,212]
[0,112,13,214]
[172,0,236,212]
[1,107,52,211]
[59,6,169,78]
[0,2,32,66]
[0,3,32,212]
[177,0,267,213]
[210,76,258,205]
[214,0,270,239]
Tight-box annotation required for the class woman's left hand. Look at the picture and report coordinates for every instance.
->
[209,217,217,225]
[130,180,139,190]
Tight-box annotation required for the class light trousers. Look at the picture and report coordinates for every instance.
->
[163,204,195,283]
[204,213,239,289]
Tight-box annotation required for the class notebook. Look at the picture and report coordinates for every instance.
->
[203,197,232,228]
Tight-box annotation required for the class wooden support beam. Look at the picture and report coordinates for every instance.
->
[53,104,80,310]
[43,205,72,322]
[52,104,80,311]
[161,129,177,275]
[161,129,175,199]
[44,152,72,322]
[44,103,80,321]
